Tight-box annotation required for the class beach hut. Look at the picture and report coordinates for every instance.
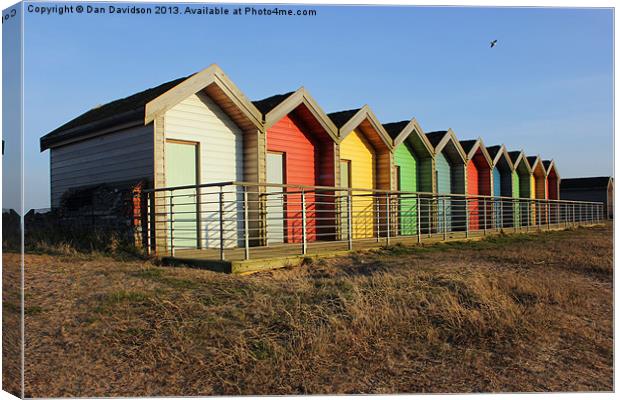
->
[459,138,492,231]
[425,130,467,232]
[383,118,435,235]
[561,177,613,219]
[253,88,339,245]
[528,155,547,224]
[508,150,532,226]
[39,64,263,253]
[543,160,560,223]
[328,106,393,239]
[543,160,560,200]
[486,144,514,228]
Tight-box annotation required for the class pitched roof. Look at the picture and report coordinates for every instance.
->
[382,120,409,140]
[526,156,539,167]
[252,92,295,115]
[327,108,362,129]
[561,177,613,190]
[40,75,189,150]
[486,145,502,159]
[458,139,477,154]
[425,130,448,148]
[542,160,552,169]
[508,151,522,164]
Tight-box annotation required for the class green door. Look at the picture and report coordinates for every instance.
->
[166,141,198,250]
[394,142,418,235]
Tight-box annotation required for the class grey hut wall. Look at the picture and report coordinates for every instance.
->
[49,124,154,208]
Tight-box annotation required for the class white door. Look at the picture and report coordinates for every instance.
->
[266,153,285,244]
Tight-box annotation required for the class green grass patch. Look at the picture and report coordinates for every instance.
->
[93,290,152,314]
[130,268,201,290]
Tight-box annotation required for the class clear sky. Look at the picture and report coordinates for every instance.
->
[13,3,615,210]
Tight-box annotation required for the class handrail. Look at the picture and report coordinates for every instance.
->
[143,180,603,205]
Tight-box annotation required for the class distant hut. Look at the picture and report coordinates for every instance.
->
[528,155,547,224]
[383,118,435,235]
[459,138,492,231]
[561,177,614,219]
[508,150,532,226]
[487,144,514,228]
[425,130,467,232]
[543,160,560,222]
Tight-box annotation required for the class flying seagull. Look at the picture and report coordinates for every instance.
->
[490,39,498,48]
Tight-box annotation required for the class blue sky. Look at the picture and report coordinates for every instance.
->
[12,3,615,210]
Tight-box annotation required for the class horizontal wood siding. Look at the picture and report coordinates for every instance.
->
[466,160,479,230]
[340,129,375,239]
[267,114,332,243]
[512,171,521,227]
[50,124,153,208]
[436,152,451,231]
[394,142,418,234]
[418,158,434,193]
[493,168,501,197]
[165,91,244,248]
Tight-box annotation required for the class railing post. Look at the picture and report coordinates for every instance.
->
[219,187,225,261]
[301,189,307,255]
[169,191,175,257]
[385,193,391,245]
[243,187,250,260]
[146,191,152,256]
[443,197,447,241]
[347,191,353,251]
[499,199,504,231]
[375,197,381,242]
[526,200,530,231]
[428,197,433,238]
[416,194,421,244]
[573,203,576,226]
[546,201,550,230]
[483,197,487,236]
[465,197,469,238]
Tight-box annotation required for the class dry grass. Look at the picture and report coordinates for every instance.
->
[10,224,613,396]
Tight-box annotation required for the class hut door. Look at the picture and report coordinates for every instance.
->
[165,141,198,250]
[266,152,285,244]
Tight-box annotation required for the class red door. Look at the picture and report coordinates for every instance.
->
[467,160,480,230]
[267,114,318,242]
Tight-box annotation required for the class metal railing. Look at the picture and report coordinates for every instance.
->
[138,181,606,261]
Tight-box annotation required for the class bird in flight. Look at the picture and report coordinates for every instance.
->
[490,39,498,48]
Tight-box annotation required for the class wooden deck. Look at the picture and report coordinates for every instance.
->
[161,221,593,274]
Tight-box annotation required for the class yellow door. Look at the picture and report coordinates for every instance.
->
[340,130,375,238]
